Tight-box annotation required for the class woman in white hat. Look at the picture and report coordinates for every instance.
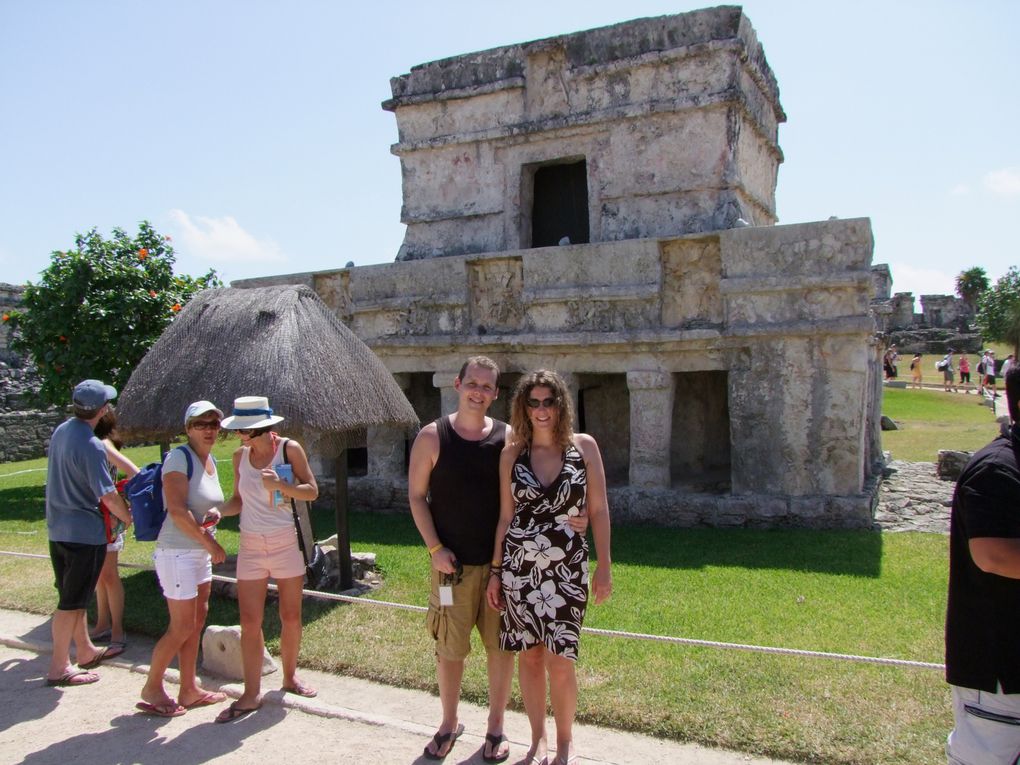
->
[216,396,319,723]
[138,401,228,717]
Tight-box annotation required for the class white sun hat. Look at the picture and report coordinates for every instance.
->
[220,396,285,430]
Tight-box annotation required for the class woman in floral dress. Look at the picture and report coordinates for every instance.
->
[487,369,612,765]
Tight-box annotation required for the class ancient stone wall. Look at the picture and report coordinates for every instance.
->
[0,282,67,463]
[237,217,878,528]
[383,6,785,261]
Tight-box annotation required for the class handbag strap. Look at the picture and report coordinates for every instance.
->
[282,439,313,566]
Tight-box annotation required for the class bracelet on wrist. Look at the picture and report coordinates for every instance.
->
[428,543,443,555]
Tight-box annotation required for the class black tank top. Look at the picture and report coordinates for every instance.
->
[428,415,507,565]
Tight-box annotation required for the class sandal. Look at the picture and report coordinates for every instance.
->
[215,701,261,723]
[45,669,99,687]
[136,701,186,718]
[423,723,464,760]
[182,690,227,709]
[282,682,317,698]
[78,643,125,670]
[482,732,510,763]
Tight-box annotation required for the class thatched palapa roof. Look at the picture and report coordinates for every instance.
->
[116,285,418,453]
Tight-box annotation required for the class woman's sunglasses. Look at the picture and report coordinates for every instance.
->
[525,397,558,409]
[189,421,221,431]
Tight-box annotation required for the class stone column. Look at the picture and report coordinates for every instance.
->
[367,373,411,481]
[627,371,675,488]
[558,372,581,432]
[433,370,461,418]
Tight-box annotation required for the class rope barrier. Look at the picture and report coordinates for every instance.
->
[0,548,944,671]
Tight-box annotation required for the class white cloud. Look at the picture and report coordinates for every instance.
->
[166,209,285,267]
[949,183,971,196]
[887,262,956,297]
[982,168,1020,195]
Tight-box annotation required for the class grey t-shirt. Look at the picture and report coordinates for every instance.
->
[156,445,225,550]
[45,418,115,545]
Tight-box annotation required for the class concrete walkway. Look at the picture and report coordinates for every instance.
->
[0,607,797,765]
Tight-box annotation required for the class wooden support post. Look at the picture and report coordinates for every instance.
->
[334,450,353,590]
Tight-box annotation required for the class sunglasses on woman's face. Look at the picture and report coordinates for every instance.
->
[237,427,270,437]
[189,420,221,431]
[526,397,558,410]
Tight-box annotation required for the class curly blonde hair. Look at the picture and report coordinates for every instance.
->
[509,369,575,449]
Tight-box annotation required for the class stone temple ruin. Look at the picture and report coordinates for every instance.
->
[238,6,883,528]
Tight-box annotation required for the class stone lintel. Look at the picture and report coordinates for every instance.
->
[626,370,673,390]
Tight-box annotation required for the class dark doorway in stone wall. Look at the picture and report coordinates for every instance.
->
[531,160,590,248]
[671,371,731,493]
[577,373,629,486]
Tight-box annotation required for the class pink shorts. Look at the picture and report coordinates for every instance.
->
[236,527,305,581]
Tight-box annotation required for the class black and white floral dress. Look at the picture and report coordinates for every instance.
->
[500,443,589,660]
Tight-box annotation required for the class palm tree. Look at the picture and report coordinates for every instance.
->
[955,267,989,312]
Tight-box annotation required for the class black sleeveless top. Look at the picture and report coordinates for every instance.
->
[428,415,507,565]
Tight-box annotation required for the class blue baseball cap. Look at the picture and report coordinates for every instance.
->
[72,379,117,409]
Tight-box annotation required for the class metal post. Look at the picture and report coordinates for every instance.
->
[334,450,353,590]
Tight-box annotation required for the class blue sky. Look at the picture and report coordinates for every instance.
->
[1,1,1017,296]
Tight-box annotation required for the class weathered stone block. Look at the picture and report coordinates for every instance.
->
[937,450,972,482]
[201,625,277,680]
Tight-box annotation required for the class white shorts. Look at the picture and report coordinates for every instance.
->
[947,684,1020,764]
[153,548,212,601]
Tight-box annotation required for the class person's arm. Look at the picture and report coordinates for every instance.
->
[260,439,319,502]
[102,438,140,479]
[216,449,244,518]
[163,469,226,563]
[100,489,132,526]
[407,424,456,574]
[576,433,613,604]
[969,538,1020,578]
[486,444,521,610]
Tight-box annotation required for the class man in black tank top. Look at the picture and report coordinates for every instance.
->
[408,357,512,762]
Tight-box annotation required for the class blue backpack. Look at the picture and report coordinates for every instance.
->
[124,446,194,541]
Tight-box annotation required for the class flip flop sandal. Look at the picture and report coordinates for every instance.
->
[78,643,125,670]
[183,690,227,708]
[482,732,510,763]
[45,669,99,687]
[215,701,261,724]
[423,723,465,760]
[282,682,318,698]
[136,701,186,718]
[89,629,111,643]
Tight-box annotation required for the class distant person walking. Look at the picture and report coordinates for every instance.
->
[959,355,972,391]
[942,350,958,393]
[985,351,999,398]
[910,353,923,389]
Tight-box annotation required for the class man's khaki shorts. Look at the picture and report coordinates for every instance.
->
[426,563,502,660]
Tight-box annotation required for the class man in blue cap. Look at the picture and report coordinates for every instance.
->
[44,379,133,686]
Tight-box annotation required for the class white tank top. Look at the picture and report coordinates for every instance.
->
[237,438,292,533]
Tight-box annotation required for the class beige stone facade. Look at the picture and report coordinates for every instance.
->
[236,7,881,528]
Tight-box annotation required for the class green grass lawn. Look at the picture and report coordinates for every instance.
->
[0,447,951,765]
[881,386,1002,461]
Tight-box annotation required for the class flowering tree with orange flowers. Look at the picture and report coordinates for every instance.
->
[4,221,221,406]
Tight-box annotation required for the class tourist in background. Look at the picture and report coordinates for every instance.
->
[216,396,319,723]
[138,401,227,717]
[958,355,972,392]
[487,369,612,765]
[44,379,132,687]
[89,408,139,649]
[942,350,958,393]
[985,350,999,398]
[910,353,923,389]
